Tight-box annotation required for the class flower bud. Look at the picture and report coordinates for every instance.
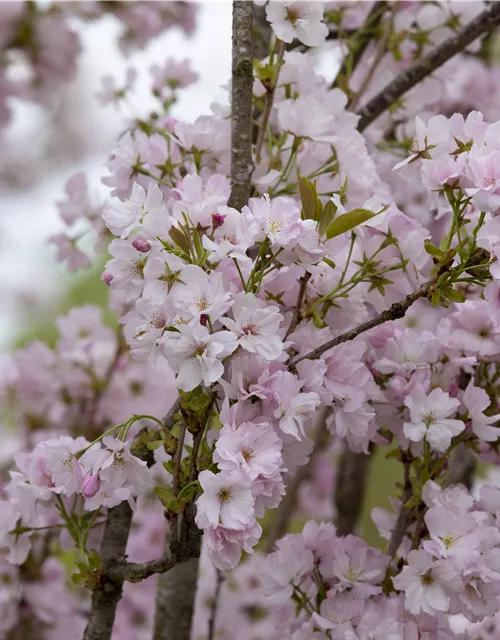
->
[82,473,100,498]
[200,314,208,327]
[102,271,113,286]
[212,212,226,229]
[132,239,151,253]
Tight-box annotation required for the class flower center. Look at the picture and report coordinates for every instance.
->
[442,534,459,549]
[268,219,285,233]
[241,447,254,463]
[150,312,166,329]
[223,233,238,245]
[421,570,435,586]
[191,343,206,357]
[242,323,258,336]
[195,294,210,311]
[217,487,233,504]
[422,411,436,428]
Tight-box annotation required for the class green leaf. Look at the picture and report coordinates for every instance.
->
[169,226,191,255]
[318,200,337,236]
[87,550,103,572]
[403,494,421,509]
[424,239,445,258]
[326,208,376,239]
[443,287,466,303]
[322,257,336,270]
[154,486,181,512]
[298,177,318,220]
[431,288,441,307]
[177,480,201,505]
[163,460,174,475]
[193,230,205,263]
[147,440,163,451]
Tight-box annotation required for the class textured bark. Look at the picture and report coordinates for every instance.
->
[152,556,200,640]
[252,3,272,60]
[335,444,374,537]
[357,2,500,131]
[82,428,166,639]
[445,444,477,490]
[228,1,254,210]
[83,502,133,640]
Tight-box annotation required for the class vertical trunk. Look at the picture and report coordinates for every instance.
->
[152,555,200,640]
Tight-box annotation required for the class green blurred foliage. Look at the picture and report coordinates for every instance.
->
[12,258,117,349]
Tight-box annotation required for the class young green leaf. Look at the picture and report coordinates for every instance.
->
[326,208,376,239]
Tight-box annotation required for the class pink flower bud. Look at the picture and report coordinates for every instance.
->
[448,383,459,397]
[82,473,100,498]
[200,314,208,326]
[212,212,226,229]
[132,239,151,252]
[102,271,113,286]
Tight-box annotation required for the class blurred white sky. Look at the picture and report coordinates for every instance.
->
[0,2,233,349]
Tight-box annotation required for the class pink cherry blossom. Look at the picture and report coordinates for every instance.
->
[221,292,284,361]
[403,385,464,452]
[393,549,456,616]
[195,470,255,530]
[163,325,238,391]
[265,1,329,47]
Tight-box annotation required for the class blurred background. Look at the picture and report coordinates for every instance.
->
[0,0,233,349]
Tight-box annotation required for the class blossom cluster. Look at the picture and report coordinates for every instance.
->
[5,0,500,638]
[0,432,152,565]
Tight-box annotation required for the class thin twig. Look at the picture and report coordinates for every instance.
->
[255,39,285,163]
[228,1,254,210]
[357,2,500,131]
[207,569,225,640]
[284,272,311,340]
[265,407,329,552]
[290,264,448,367]
[387,456,413,559]
[348,8,393,111]
[335,1,387,89]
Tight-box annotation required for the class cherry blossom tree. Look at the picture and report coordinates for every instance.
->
[5,1,500,639]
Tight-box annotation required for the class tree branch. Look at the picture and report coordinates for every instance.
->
[107,555,177,584]
[152,403,208,640]
[228,1,254,210]
[290,265,448,367]
[83,502,134,640]
[444,443,477,489]
[386,455,413,559]
[284,271,311,340]
[83,429,157,640]
[357,2,500,131]
[335,443,374,536]
[207,569,225,640]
